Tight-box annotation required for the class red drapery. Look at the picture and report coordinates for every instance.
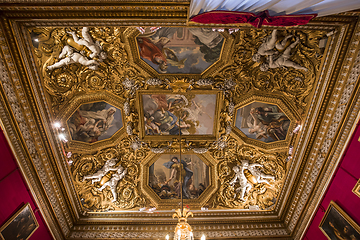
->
[190,10,317,28]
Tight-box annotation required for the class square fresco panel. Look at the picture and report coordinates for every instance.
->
[235,102,290,143]
[137,27,224,74]
[67,101,123,143]
[320,201,360,239]
[142,94,216,135]
[149,154,209,199]
[0,203,38,240]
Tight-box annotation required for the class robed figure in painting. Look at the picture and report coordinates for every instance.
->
[163,157,193,199]
[248,106,290,141]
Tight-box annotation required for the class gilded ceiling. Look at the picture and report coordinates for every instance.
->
[0,4,360,240]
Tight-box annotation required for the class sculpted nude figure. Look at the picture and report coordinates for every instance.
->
[252,29,293,62]
[83,158,119,184]
[260,37,308,72]
[98,166,127,202]
[68,27,107,60]
[242,160,275,185]
[229,164,252,201]
[47,45,100,70]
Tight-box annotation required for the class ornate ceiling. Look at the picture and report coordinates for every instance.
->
[0,2,360,239]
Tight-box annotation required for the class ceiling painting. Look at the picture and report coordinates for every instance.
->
[2,7,359,238]
[149,154,210,200]
[67,101,123,143]
[136,27,224,74]
[141,93,217,136]
[235,102,290,143]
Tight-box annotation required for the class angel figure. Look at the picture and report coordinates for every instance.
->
[252,29,293,62]
[260,37,308,72]
[248,108,269,140]
[68,27,107,60]
[182,100,211,124]
[242,160,275,185]
[229,163,252,201]
[47,45,100,70]
[83,158,119,184]
[98,166,127,202]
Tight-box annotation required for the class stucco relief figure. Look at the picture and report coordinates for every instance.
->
[252,29,292,62]
[252,29,307,72]
[83,158,119,184]
[242,160,275,185]
[98,166,127,202]
[47,45,100,70]
[68,27,107,60]
[229,164,252,201]
[260,37,308,72]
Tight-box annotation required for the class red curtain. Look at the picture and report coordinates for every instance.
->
[190,10,317,28]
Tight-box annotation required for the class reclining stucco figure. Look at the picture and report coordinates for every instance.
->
[229,163,252,201]
[98,166,127,202]
[83,158,118,184]
[47,45,100,70]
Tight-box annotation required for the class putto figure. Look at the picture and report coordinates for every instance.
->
[252,29,292,62]
[229,163,252,201]
[83,158,119,184]
[242,160,275,185]
[260,37,308,72]
[252,29,307,72]
[68,27,107,60]
[98,166,127,202]
[47,45,100,70]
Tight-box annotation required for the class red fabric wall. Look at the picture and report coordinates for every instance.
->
[0,128,53,239]
[303,120,360,239]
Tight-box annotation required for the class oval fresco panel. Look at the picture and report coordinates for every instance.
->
[235,102,291,143]
[136,27,224,74]
[149,154,209,199]
[142,94,217,135]
[67,101,123,143]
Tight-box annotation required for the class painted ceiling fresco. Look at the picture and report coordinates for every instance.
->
[1,7,360,239]
[67,102,123,143]
[136,27,224,74]
[149,154,209,199]
[235,102,290,143]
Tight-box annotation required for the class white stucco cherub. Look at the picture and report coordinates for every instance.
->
[47,45,100,70]
[229,163,252,201]
[242,160,275,185]
[252,29,293,62]
[260,37,308,72]
[83,158,119,184]
[98,166,127,202]
[68,27,107,60]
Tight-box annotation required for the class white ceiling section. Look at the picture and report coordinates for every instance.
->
[190,0,360,17]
